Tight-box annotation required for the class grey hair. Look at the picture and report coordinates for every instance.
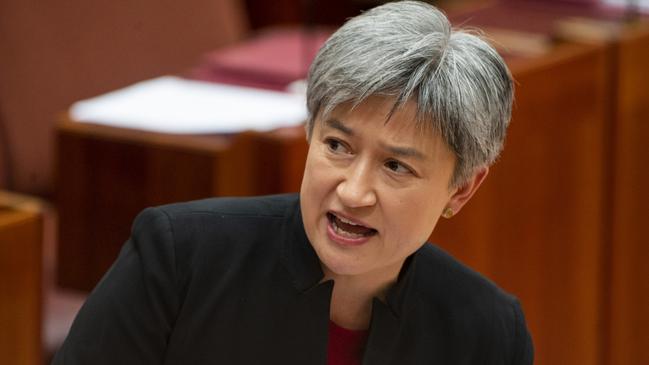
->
[305,0,513,187]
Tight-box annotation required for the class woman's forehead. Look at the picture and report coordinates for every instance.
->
[319,97,450,157]
[322,97,436,139]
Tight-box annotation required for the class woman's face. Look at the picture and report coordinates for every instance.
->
[300,97,466,283]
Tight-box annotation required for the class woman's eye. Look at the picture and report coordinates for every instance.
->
[385,160,412,174]
[325,138,349,154]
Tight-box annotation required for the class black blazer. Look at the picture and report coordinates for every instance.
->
[53,194,533,364]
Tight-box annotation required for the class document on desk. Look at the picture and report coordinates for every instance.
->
[70,76,307,134]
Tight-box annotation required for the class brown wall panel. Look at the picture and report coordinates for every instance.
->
[0,0,247,195]
[608,26,649,365]
[431,43,611,365]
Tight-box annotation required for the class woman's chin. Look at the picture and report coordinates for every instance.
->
[316,245,370,278]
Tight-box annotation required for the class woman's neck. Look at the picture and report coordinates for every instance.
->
[324,263,402,330]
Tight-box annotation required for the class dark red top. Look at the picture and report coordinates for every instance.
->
[327,321,369,365]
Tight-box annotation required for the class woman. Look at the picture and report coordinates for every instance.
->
[54,1,533,364]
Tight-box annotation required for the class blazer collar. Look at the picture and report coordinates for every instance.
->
[280,195,324,292]
[280,194,421,318]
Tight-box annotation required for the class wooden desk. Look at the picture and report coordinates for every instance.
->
[0,192,43,365]
[55,118,268,290]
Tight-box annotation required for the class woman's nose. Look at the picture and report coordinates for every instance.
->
[336,163,377,208]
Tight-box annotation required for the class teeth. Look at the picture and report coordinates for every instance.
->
[337,216,362,226]
[332,219,365,238]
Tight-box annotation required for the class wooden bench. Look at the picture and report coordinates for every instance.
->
[0,191,43,365]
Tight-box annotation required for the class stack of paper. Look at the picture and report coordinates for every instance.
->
[70,76,308,134]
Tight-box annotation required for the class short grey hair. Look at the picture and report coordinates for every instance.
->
[305,0,513,187]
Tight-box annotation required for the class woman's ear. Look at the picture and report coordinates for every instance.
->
[443,166,489,218]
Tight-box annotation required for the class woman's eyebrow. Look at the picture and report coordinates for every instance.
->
[381,143,425,160]
[324,118,354,136]
[324,118,424,159]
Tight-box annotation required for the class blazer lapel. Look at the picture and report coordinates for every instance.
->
[362,252,423,365]
[362,298,400,365]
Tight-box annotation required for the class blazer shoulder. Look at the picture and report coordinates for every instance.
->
[416,243,514,307]
[129,194,300,288]
[414,244,533,363]
[153,193,299,219]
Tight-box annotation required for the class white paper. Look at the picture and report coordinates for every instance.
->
[69,76,307,134]
[603,0,649,11]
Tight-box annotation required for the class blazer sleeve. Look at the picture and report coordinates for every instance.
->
[512,299,534,365]
[52,207,180,365]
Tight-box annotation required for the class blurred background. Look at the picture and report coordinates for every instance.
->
[1,0,647,364]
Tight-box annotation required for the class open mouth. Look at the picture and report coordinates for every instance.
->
[327,212,377,238]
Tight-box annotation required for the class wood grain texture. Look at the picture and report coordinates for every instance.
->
[608,24,649,365]
[441,4,649,363]
[431,42,611,365]
[56,120,260,290]
[0,201,42,365]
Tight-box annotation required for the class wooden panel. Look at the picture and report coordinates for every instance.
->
[431,43,611,365]
[56,120,260,290]
[608,25,649,365]
[0,0,247,195]
[0,193,43,365]
[252,126,309,194]
[440,5,649,364]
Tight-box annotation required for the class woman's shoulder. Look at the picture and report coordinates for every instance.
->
[411,244,533,361]
[413,243,524,328]
[151,193,299,219]
[415,243,513,303]
[405,244,533,363]
[127,194,298,248]
[130,193,299,239]
[129,193,300,278]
